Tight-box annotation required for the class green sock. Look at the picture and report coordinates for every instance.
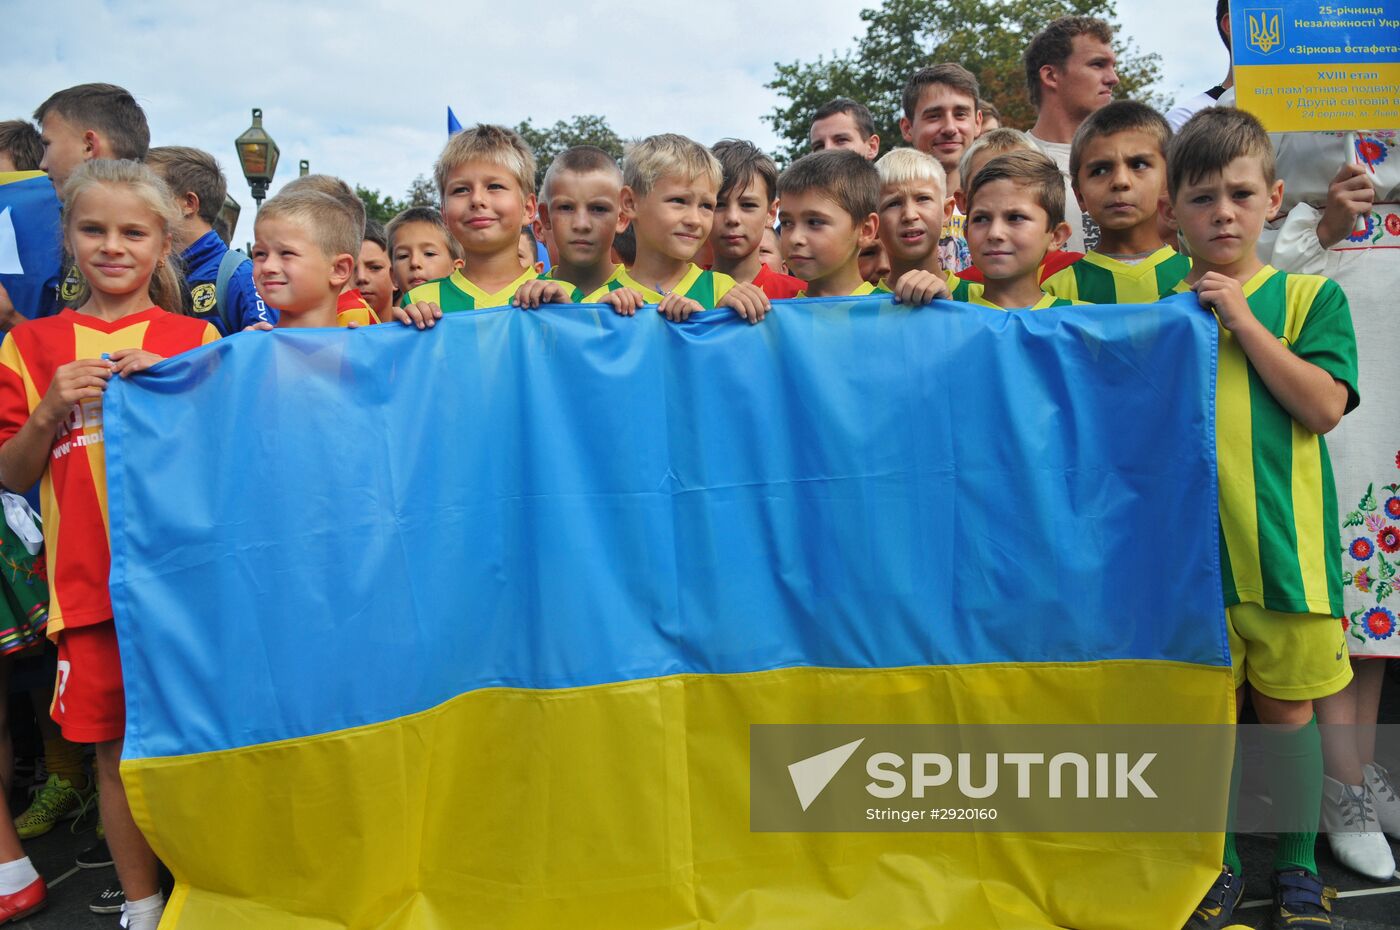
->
[1261,715,1321,874]
[1224,735,1243,876]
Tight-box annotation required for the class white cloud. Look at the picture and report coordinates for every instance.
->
[2,0,1225,243]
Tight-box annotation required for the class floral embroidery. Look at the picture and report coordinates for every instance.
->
[1387,213,1400,238]
[1345,213,1378,244]
[1356,136,1389,169]
[1343,480,1400,643]
[1362,606,1395,640]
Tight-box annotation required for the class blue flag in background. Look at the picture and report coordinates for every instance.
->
[0,171,61,320]
[447,106,462,135]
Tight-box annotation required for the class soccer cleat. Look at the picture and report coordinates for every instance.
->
[12,774,91,839]
[0,877,46,924]
[1183,866,1244,929]
[1271,869,1336,929]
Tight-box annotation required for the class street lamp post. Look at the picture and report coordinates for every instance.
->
[299,159,310,177]
[234,108,280,209]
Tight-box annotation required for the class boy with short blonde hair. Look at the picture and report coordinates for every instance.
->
[395,125,539,327]
[961,150,1078,311]
[1169,107,1358,930]
[873,148,969,304]
[519,145,628,304]
[1041,100,1187,304]
[280,173,378,324]
[610,133,767,322]
[251,189,363,329]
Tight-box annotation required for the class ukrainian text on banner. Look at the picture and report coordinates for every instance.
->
[1232,0,1400,131]
[104,295,1232,930]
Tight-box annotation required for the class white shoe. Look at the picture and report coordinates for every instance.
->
[1321,774,1396,881]
[1364,761,1400,840]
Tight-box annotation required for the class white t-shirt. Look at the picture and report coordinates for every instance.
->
[1166,86,1232,131]
[1028,132,1098,253]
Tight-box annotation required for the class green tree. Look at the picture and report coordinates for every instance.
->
[514,115,625,192]
[356,185,405,227]
[403,174,438,209]
[764,0,1163,163]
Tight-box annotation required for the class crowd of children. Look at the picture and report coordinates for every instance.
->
[0,6,1393,927]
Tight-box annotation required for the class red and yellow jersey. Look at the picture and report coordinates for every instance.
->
[336,290,380,327]
[0,308,218,635]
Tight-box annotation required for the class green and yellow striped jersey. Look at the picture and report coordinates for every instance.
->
[795,280,891,298]
[401,267,537,312]
[543,265,625,303]
[1171,266,1359,616]
[947,273,982,303]
[611,264,736,309]
[1042,247,1190,304]
[968,293,1082,312]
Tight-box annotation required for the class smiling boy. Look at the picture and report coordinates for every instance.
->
[394,125,539,327]
[899,64,982,272]
[251,189,361,329]
[962,151,1077,311]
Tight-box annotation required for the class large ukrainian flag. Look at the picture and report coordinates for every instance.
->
[104,295,1232,929]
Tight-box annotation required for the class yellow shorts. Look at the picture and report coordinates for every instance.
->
[1227,602,1352,700]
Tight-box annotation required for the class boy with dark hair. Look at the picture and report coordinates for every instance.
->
[386,206,462,295]
[961,151,1077,311]
[899,63,982,272]
[33,83,149,195]
[34,83,151,310]
[357,218,394,322]
[0,121,43,172]
[1024,16,1120,252]
[809,98,880,159]
[978,100,1003,133]
[1041,100,1188,303]
[1168,107,1358,930]
[709,140,804,299]
[777,150,885,299]
[147,146,274,334]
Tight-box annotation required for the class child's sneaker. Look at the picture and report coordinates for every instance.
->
[75,837,112,869]
[1363,761,1400,839]
[1183,866,1243,929]
[1271,869,1336,929]
[12,774,92,839]
[89,881,124,914]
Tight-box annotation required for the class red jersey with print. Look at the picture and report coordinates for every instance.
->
[0,308,218,635]
[752,264,806,300]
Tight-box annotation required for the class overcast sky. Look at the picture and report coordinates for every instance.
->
[1,0,1229,243]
